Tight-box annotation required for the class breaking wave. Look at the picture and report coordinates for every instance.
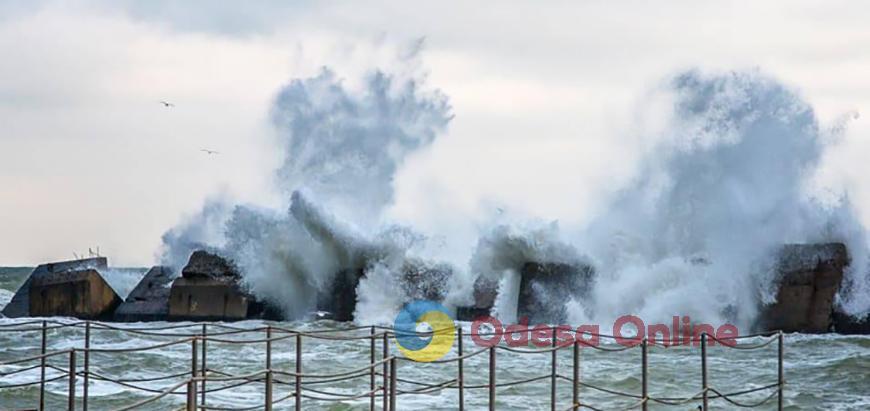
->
[161,62,453,321]
[161,58,869,327]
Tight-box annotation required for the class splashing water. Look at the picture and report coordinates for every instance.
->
[471,70,868,329]
[161,65,453,321]
[162,62,870,327]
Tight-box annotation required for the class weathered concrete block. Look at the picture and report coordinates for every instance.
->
[518,262,593,324]
[168,250,280,321]
[169,277,250,320]
[168,251,250,321]
[832,311,870,334]
[760,243,848,333]
[315,261,454,322]
[29,269,122,319]
[2,257,109,318]
[316,268,364,322]
[114,266,174,322]
[182,250,241,280]
[456,276,498,321]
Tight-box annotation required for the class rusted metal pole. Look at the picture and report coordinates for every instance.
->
[295,333,302,411]
[458,326,465,411]
[83,321,90,411]
[190,338,197,411]
[778,331,784,411]
[701,333,708,411]
[383,332,389,410]
[389,357,397,411]
[641,338,648,411]
[265,370,273,411]
[573,341,579,410]
[186,379,195,411]
[201,323,207,406]
[489,345,496,411]
[370,326,376,411]
[68,349,76,411]
[266,325,272,406]
[266,326,272,369]
[40,320,47,411]
[551,327,557,411]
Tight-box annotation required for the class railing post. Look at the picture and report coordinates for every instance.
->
[458,326,465,411]
[295,333,302,411]
[83,321,90,411]
[701,333,708,411]
[265,370,273,411]
[389,357,397,411]
[186,379,195,411]
[383,332,389,410]
[201,323,207,406]
[551,327,557,411]
[573,341,579,410]
[266,326,272,369]
[778,331,784,411]
[265,325,271,407]
[370,326,376,411]
[641,338,648,411]
[489,345,496,411]
[40,320,47,411]
[190,337,197,411]
[68,349,76,411]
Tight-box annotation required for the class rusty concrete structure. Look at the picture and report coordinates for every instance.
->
[759,243,849,333]
[29,269,122,319]
[1,257,118,319]
[168,250,253,321]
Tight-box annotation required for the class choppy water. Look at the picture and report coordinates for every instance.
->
[1,270,869,410]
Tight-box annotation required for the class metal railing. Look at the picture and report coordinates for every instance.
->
[0,319,785,410]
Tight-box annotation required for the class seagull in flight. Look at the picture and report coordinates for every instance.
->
[200,149,220,155]
[159,100,175,108]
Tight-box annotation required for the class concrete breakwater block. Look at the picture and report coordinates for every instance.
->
[454,261,594,323]
[518,262,594,324]
[1,257,112,318]
[316,268,364,322]
[29,268,122,319]
[759,243,849,333]
[114,266,174,322]
[315,260,454,322]
[456,277,498,321]
[167,250,280,321]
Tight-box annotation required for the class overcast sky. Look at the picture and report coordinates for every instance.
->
[1,0,869,266]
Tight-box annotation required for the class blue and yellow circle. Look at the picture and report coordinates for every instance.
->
[393,300,455,362]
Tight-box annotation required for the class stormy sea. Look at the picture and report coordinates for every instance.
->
[2,65,870,409]
[0,268,867,410]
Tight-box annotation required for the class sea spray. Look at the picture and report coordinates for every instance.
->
[468,222,592,324]
[576,70,867,327]
[160,65,453,320]
[160,62,870,326]
[470,70,869,329]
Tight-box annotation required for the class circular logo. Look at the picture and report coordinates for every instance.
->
[393,300,455,362]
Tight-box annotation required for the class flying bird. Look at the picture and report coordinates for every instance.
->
[160,100,175,108]
[201,149,220,155]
